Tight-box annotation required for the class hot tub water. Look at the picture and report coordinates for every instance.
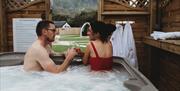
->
[0,65,130,91]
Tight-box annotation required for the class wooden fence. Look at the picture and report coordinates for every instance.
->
[98,0,152,76]
[0,0,50,52]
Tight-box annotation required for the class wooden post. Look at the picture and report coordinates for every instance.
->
[0,0,2,52]
[98,0,104,21]
[149,0,153,35]
[45,0,51,20]
[0,0,7,52]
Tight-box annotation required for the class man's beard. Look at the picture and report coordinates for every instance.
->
[46,36,55,42]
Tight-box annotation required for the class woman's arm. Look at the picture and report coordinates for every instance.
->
[82,43,91,65]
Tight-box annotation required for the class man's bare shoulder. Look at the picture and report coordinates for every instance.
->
[26,40,47,56]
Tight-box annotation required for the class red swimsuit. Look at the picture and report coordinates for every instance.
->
[89,42,113,71]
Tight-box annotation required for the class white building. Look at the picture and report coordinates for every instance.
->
[62,23,71,30]
[54,21,71,31]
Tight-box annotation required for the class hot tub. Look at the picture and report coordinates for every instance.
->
[0,52,158,91]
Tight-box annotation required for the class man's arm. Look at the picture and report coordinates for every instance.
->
[36,48,76,73]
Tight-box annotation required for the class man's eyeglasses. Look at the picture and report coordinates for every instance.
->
[46,28,56,32]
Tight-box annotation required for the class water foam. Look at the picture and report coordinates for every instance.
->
[0,65,129,91]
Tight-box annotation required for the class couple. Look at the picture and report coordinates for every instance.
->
[23,20,116,73]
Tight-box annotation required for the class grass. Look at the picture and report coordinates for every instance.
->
[52,34,89,53]
[52,45,70,53]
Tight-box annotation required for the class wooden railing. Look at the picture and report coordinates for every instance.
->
[6,0,44,12]
[107,0,150,10]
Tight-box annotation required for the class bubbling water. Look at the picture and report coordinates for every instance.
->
[0,65,130,91]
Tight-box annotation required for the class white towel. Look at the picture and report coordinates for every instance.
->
[110,23,124,57]
[151,31,180,40]
[110,22,138,69]
[123,22,138,69]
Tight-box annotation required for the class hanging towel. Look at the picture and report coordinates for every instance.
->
[110,23,124,57]
[123,21,138,69]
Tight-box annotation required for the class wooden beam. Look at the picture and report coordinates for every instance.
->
[101,11,150,15]
[149,0,153,35]
[45,0,51,20]
[98,0,104,21]
[143,37,180,55]
[0,0,2,52]
[0,0,8,52]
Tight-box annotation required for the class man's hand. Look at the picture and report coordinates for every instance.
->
[65,48,77,60]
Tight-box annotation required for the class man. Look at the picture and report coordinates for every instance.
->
[24,20,77,73]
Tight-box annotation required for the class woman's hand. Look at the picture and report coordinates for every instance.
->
[74,48,84,56]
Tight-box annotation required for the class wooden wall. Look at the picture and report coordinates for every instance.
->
[154,0,180,90]
[0,0,50,52]
[144,0,180,90]
[146,46,180,91]
[161,0,180,32]
[7,2,45,51]
[157,51,180,91]
[99,1,180,90]
[98,0,152,75]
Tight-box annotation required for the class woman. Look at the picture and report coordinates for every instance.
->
[82,21,116,71]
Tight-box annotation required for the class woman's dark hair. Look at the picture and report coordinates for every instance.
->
[36,20,54,36]
[106,23,116,35]
[90,21,116,43]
